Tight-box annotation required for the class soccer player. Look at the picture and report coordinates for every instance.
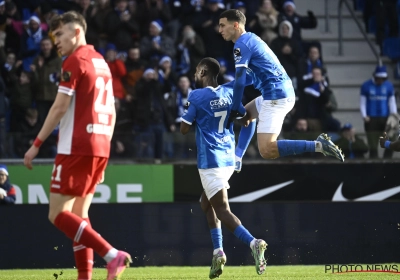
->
[23,11,131,280]
[218,9,345,172]
[180,57,267,279]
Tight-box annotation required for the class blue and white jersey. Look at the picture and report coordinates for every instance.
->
[361,78,395,117]
[234,32,295,100]
[181,82,236,169]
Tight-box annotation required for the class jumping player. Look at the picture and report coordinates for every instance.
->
[218,9,344,172]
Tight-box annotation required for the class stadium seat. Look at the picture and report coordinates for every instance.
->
[382,37,400,60]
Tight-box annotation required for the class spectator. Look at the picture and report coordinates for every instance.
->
[299,67,340,132]
[157,55,178,93]
[334,123,369,159]
[105,43,127,101]
[30,37,62,125]
[134,68,175,163]
[278,0,317,49]
[0,1,7,32]
[360,65,397,158]
[13,108,56,158]
[4,1,21,54]
[164,75,192,129]
[369,0,399,54]
[192,0,230,60]
[124,45,146,100]
[9,67,33,130]
[136,0,172,37]
[298,45,327,87]
[110,97,134,159]
[248,0,279,44]
[216,58,234,84]
[19,14,46,72]
[105,0,140,52]
[139,20,176,63]
[163,75,193,158]
[89,0,112,46]
[0,47,16,89]
[78,0,101,49]
[270,20,302,81]
[176,25,205,79]
[234,1,247,15]
[0,164,16,204]
[283,118,320,157]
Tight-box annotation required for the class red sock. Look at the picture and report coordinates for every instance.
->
[54,211,113,258]
[73,218,93,280]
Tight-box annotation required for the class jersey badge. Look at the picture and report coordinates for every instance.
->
[234,48,242,63]
[61,70,71,82]
[184,101,190,110]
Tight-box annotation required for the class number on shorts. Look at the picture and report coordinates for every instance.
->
[51,164,62,181]
[95,77,114,114]
[214,110,227,133]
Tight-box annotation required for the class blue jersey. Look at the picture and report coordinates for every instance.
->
[361,79,394,117]
[181,83,236,169]
[234,32,295,100]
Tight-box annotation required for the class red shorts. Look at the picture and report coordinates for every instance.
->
[50,154,108,197]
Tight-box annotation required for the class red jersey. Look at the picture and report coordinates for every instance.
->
[57,45,114,158]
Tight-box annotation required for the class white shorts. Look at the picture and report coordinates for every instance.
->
[256,96,295,134]
[198,166,235,199]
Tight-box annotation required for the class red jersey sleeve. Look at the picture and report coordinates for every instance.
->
[58,55,83,96]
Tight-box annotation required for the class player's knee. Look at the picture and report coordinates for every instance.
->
[48,212,56,224]
[259,142,278,159]
[259,147,273,159]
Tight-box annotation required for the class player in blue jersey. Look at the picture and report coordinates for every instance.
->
[180,57,267,279]
[218,9,344,172]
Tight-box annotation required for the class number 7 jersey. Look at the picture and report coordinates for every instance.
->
[181,82,236,169]
[57,45,114,158]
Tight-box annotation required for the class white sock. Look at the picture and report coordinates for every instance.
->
[213,248,223,255]
[315,141,323,153]
[103,248,118,263]
[235,156,242,162]
[250,239,256,249]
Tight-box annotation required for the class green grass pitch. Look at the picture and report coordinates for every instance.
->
[1,266,399,279]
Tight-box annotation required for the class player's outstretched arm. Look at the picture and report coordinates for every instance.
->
[380,132,400,151]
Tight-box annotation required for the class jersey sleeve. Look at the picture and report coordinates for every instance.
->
[181,91,198,125]
[360,81,367,96]
[233,41,251,69]
[58,55,82,96]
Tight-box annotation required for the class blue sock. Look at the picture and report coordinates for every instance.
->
[210,228,223,250]
[235,120,256,158]
[277,140,315,157]
[233,225,254,247]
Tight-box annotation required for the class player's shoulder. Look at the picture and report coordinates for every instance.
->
[188,88,211,101]
[66,45,102,64]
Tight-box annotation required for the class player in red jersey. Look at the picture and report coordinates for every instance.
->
[23,11,131,280]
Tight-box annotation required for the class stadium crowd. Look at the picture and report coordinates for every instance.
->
[0,0,397,161]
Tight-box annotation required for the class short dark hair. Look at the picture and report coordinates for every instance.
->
[50,11,87,34]
[198,57,220,78]
[219,9,246,25]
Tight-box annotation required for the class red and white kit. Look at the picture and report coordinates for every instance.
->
[51,45,114,196]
